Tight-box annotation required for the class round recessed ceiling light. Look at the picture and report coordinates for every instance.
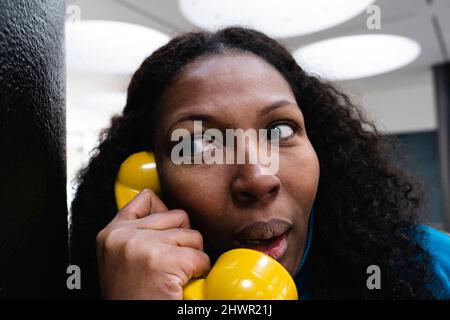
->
[178,0,376,38]
[293,34,421,81]
[66,20,170,75]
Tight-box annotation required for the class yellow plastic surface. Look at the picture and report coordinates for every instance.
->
[183,248,298,300]
[114,151,161,210]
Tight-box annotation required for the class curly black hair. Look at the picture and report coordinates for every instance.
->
[70,27,437,299]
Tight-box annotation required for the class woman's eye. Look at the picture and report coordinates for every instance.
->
[190,134,216,154]
[268,123,296,140]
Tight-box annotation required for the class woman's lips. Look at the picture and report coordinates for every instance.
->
[232,219,292,261]
[235,232,289,261]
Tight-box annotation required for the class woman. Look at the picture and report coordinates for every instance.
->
[70,27,450,299]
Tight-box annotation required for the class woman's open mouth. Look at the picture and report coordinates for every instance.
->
[232,219,291,261]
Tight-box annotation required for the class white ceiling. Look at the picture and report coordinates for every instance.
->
[65,0,450,134]
[66,0,450,71]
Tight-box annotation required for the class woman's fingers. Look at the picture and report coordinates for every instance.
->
[166,246,211,282]
[156,228,204,251]
[117,189,168,220]
[97,187,210,299]
[136,209,191,230]
[121,227,203,252]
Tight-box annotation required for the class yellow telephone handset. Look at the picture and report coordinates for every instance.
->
[114,151,298,300]
[115,152,161,208]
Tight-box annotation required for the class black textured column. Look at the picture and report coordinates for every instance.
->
[433,62,450,232]
[0,0,67,298]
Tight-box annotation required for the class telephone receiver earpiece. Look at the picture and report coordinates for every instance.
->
[115,152,298,300]
[115,151,161,209]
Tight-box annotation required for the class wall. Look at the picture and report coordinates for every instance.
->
[0,0,68,298]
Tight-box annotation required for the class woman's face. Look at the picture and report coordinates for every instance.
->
[153,52,320,276]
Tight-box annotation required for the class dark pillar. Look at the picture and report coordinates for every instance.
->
[433,62,450,232]
[0,0,67,298]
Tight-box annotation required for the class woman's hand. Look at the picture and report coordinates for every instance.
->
[96,189,211,299]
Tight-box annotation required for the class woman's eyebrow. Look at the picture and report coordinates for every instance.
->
[169,99,297,130]
[167,113,218,136]
[259,99,297,116]
[171,113,216,128]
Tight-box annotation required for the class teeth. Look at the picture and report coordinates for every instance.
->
[245,240,263,245]
[241,239,271,246]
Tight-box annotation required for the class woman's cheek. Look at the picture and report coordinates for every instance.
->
[162,164,226,215]
[280,146,320,205]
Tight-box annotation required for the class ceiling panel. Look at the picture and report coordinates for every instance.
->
[68,0,449,71]
[66,0,450,119]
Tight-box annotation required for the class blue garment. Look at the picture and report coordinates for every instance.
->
[418,224,450,299]
[293,213,450,299]
[293,208,314,300]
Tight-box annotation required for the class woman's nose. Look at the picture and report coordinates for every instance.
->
[231,163,281,204]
